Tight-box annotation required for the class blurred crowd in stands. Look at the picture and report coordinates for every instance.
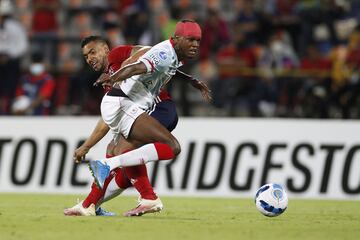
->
[0,0,359,118]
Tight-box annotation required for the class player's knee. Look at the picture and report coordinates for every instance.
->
[170,138,181,156]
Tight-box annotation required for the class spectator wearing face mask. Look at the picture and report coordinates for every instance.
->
[11,53,55,115]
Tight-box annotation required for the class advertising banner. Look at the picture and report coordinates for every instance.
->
[0,117,359,199]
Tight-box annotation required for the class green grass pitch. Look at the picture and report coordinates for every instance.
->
[0,194,359,240]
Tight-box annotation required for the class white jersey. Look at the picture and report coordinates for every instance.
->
[116,39,182,110]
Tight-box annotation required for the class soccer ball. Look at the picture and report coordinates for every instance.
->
[255,183,288,217]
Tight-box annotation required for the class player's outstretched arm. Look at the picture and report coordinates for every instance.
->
[95,61,148,86]
[93,47,150,88]
[73,118,110,163]
[120,47,150,70]
[176,70,212,102]
[124,46,151,67]
[93,72,111,88]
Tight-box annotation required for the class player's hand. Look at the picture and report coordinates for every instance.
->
[94,72,112,88]
[191,79,212,102]
[73,145,90,163]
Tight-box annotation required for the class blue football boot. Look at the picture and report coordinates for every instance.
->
[96,207,116,216]
[88,160,110,189]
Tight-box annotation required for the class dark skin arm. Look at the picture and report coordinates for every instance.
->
[175,70,212,102]
[130,45,150,56]
[96,66,212,102]
[95,47,212,101]
[114,61,147,84]
[94,59,148,87]
[94,46,151,87]
[121,46,151,68]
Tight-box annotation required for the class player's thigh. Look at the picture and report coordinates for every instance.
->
[113,135,143,155]
[106,139,138,155]
[112,100,178,155]
[102,96,177,146]
[129,112,177,145]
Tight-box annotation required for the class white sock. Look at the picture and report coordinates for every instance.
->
[101,143,160,170]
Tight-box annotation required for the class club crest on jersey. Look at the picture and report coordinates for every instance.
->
[159,51,167,60]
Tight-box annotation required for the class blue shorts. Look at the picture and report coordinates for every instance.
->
[150,100,178,132]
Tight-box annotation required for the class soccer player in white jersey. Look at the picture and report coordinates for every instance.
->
[88,19,206,214]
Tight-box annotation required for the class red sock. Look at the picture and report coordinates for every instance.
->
[124,165,157,200]
[82,171,117,208]
[86,149,159,203]
[82,182,102,208]
[154,142,175,160]
[119,148,157,200]
[82,154,119,208]
[114,168,131,189]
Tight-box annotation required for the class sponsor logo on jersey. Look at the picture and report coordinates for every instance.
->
[149,54,160,65]
[159,51,167,60]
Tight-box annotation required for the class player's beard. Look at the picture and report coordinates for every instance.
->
[100,56,109,72]
[97,57,106,72]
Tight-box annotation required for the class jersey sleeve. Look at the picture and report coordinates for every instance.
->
[139,48,173,73]
[108,45,133,74]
